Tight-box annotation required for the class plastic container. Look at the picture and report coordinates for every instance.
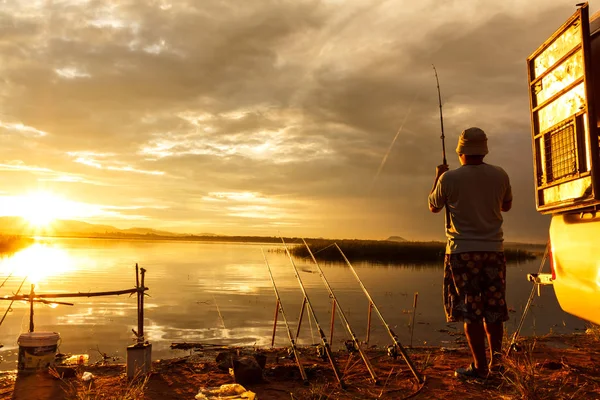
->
[17,332,60,372]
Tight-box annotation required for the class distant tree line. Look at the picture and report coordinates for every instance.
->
[0,235,34,256]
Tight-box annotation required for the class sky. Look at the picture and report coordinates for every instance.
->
[1,0,598,242]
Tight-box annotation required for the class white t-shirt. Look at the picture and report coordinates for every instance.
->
[428,163,512,254]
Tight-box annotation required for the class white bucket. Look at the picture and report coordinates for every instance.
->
[17,332,60,372]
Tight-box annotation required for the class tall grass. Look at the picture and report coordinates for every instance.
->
[0,235,34,256]
[282,239,538,265]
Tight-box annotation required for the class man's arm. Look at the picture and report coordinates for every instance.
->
[501,175,513,212]
[428,164,448,213]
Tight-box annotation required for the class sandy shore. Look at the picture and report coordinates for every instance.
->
[0,331,599,400]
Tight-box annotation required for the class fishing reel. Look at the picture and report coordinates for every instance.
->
[286,347,295,359]
[316,345,327,361]
[509,342,522,353]
[344,340,358,353]
[387,344,398,359]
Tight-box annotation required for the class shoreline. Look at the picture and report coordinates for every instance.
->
[1,331,598,399]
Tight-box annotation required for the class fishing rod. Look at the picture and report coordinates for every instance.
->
[261,249,308,384]
[335,243,424,384]
[507,242,550,356]
[303,239,379,384]
[0,271,14,291]
[432,64,451,230]
[281,238,346,388]
[432,64,446,165]
[0,275,28,328]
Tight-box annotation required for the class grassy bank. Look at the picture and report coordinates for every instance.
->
[284,239,539,264]
[0,235,34,256]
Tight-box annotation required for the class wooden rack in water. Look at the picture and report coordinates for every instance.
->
[0,264,149,344]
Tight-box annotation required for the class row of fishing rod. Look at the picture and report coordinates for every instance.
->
[261,238,424,389]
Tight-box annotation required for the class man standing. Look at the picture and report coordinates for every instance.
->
[428,127,512,379]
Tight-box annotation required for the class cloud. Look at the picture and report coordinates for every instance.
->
[0,0,594,240]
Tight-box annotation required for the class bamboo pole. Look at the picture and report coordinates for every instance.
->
[139,268,146,344]
[329,300,336,347]
[29,284,34,333]
[295,297,307,340]
[271,299,280,347]
[410,292,418,347]
[366,302,373,344]
[0,287,145,300]
[136,263,141,343]
[0,296,74,305]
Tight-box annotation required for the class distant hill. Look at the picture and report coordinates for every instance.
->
[386,236,407,242]
[0,217,186,238]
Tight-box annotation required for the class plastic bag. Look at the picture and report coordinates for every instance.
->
[195,383,257,399]
[81,371,94,382]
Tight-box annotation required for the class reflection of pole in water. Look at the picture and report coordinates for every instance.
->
[371,92,418,192]
[213,295,226,330]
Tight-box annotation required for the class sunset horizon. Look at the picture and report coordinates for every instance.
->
[3,1,597,243]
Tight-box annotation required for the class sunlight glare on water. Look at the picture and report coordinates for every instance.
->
[0,242,75,286]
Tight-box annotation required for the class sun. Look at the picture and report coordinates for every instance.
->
[19,191,76,227]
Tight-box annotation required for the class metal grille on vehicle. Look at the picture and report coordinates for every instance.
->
[544,121,577,183]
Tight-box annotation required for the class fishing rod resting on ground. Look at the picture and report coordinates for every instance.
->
[334,243,425,384]
[261,249,309,384]
[281,238,346,388]
[432,64,452,230]
[303,239,380,385]
[507,242,550,356]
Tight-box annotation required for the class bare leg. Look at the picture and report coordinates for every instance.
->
[464,321,488,375]
[484,321,504,368]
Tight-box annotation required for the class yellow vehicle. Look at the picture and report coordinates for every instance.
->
[526,3,600,325]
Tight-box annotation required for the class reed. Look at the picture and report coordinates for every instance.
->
[282,239,538,264]
[0,235,34,256]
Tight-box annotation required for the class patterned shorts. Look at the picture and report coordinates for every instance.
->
[443,251,509,324]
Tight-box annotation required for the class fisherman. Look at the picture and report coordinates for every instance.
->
[428,127,512,379]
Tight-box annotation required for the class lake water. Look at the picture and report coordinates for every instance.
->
[0,238,587,370]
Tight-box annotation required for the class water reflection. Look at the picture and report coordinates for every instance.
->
[0,243,74,285]
[0,238,589,372]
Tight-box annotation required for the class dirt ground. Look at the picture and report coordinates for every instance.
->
[0,331,599,400]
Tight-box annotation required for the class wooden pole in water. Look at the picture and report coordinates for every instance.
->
[1,287,144,300]
[271,299,280,347]
[366,302,373,344]
[329,300,336,346]
[139,268,146,344]
[410,292,418,348]
[136,264,141,343]
[295,297,307,340]
[29,284,34,333]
